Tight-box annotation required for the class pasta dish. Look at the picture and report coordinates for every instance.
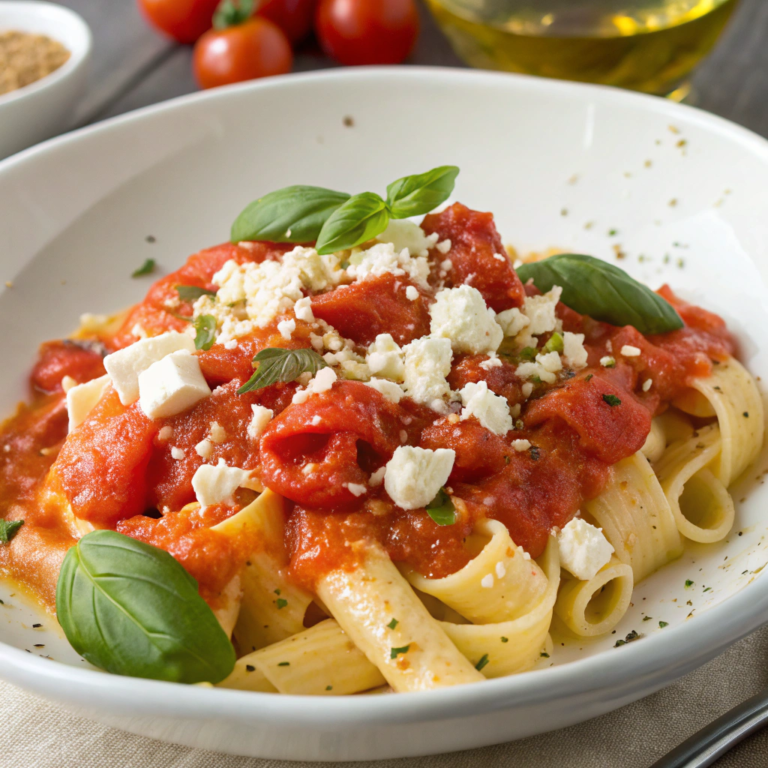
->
[0,167,762,695]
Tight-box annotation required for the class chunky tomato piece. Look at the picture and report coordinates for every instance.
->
[54,390,158,527]
[30,340,105,394]
[311,274,430,346]
[260,381,402,508]
[421,203,526,312]
[447,354,526,408]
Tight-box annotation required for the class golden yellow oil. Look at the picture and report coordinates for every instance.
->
[426,0,738,97]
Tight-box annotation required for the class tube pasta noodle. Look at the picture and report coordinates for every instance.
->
[584,452,683,583]
[219,619,386,695]
[554,556,633,638]
[213,490,315,652]
[439,537,560,678]
[316,542,484,692]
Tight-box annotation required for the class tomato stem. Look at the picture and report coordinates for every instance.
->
[213,0,255,29]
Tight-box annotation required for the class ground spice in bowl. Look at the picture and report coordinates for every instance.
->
[0,30,71,96]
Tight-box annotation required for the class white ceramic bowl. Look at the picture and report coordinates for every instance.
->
[0,69,767,762]
[0,1,91,159]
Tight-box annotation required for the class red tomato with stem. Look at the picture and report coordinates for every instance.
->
[193,1,293,89]
[258,0,318,44]
[315,0,419,66]
[137,0,221,43]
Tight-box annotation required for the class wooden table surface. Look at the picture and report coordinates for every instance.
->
[57,0,768,138]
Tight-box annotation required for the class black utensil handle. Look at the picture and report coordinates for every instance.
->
[650,688,768,768]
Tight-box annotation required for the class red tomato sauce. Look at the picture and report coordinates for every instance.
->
[0,203,738,610]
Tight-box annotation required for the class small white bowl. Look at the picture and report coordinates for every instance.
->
[0,1,91,159]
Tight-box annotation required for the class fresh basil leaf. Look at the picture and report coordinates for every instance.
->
[238,347,328,394]
[176,285,216,302]
[516,254,683,335]
[194,315,217,351]
[315,192,390,255]
[386,166,460,219]
[55,530,235,684]
[0,519,23,544]
[231,186,351,244]
[425,488,456,526]
[132,259,156,278]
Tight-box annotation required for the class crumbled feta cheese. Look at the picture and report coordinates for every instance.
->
[192,459,253,508]
[195,439,213,458]
[224,339,238,350]
[512,439,531,452]
[621,345,641,357]
[459,381,512,435]
[292,367,338,404]
[104,331,195,405]
[247,405,273,440]
[402,337,453,407]
[369,467,386,487]
[643,379,653,392]
[557,518,614,580]
[522,382,534,398]
[209,421,227,443]
[495,307,530,338]
[440,258,452,271]
[131,324,148,340]
[562,332,588,370]
[311,415,322,426]
[519,287,562,342]
[516,350,562,385]
[171,447,185,460]
[376,219,438,258]
[479,354,503,370]
[344,482,367,498]
[158,426,173,442]
[600,356,616,368]
[495,562,506,578]
[436,239,452,255]
[493,252,506,262]
[383,446,455,510]
[294,296,314,322]
[66,375,110,431]
[346,241,430,290]
[480,574,494,588]
[277,318,296,340]
[430,285,503,355]
[405,285,419,301]
[365,378,404,403]
[367,334,404,381]
[138,350,211,419]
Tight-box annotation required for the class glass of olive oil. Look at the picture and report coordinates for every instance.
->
[425,0,738,98]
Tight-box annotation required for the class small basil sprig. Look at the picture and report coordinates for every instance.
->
[132,259,156,278]
[194,315,217,351]
[425,488,456,526]
[238,347,328,394]
[56,531,235,684]
[231,166,460,255]
[0,519,23,544]
[516,254,684,335]
[176,285,216,302]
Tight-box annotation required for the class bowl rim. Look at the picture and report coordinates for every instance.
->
[0,0,92,109]
[1,66,767,725]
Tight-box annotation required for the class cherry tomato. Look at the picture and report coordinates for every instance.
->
[258,0,318,44]
[193,16,293,89]
[137,0,220,44]
[315,0,419,66]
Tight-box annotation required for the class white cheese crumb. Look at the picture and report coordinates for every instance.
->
[294,296,314,322]
[171,447,186,460]
[66,375,110,431]
[430,285,503,355]
[495,562,506,578]
[405,285,419,301]
[104,331,195,406]
[369,467,386,487]
[643,379,653,392]
[621,345,641,357]
[376,219,438,258]
[383,446,455,510]
[192,458,253,508]
[292,367,337,405]
[402,337,453,407]
[365,378,403,403]
[480,574,494,588]
[522,382,534,398]
[195,439,214,458]
[495,307,530,338]
[459,381,512,435]
[493,252,506,262]
[311,415,322,426]
[600,356,616,367]
[138,350,211,420]
[224,339,238,350]
[344,482,367,498]
[512,439,531,452]
[158,426,173,442]
[209,421,227,443]
[440,258,452,271]
[247,405,273,440]
[346,241,430,290]
[557,518,614,580]
[367,334,405,381]
[277,318,296,340]
[436,239,452,255]
[522,287,562,337]
[562,332,588,370]
[479,354,503,370]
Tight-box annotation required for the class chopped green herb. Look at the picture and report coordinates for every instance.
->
[193,315,216,351]
[390,645,410,659]
[519,346,537,361]
[326,685,333,691]
[685,579,694,588]
[542,332,564,354]
[614,629,641,647]
[387,618,399,630]
[132,259,156,278]
[274,589,281,595]
[276,598,288,609]
[501,636,509,643]
[238,347,328,394]
[277,661,290,667]
[0,519,24,544]
[529,446,541,461]
[585,373,593,382]
[608,229,618,236]
[703,586,712,593]
[246,664,256,672]
[540,652,550,658]
[475,654,489,671]
[642,616,652,622]
[426,488,456,526]
[659,621,669,628]
[175,285,216,302]
[602,394,621,407]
